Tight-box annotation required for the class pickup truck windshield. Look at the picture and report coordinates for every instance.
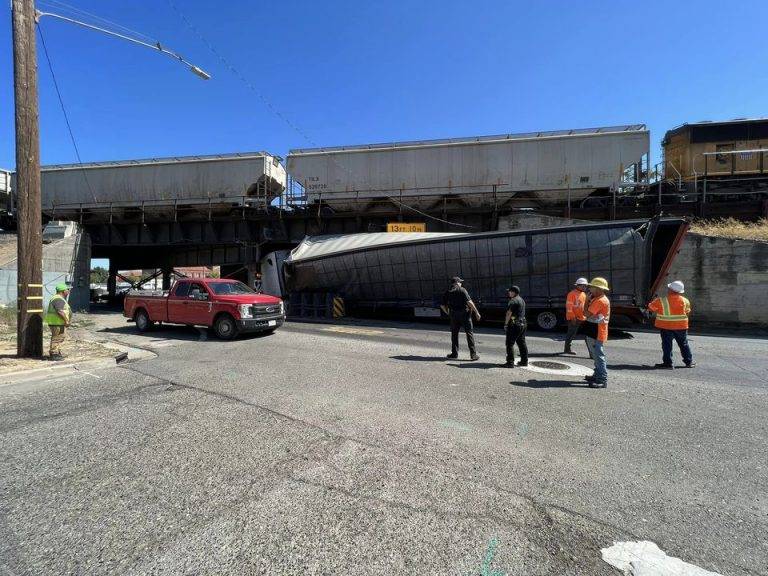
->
[208,281,255,295]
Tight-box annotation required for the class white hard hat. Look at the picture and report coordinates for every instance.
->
[668,280,685,294]
[575,277,588,285]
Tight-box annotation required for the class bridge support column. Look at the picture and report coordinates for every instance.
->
[246,263,259,291]
[161,267,172,291]
[160,252,172,291]
[107,262,117,300]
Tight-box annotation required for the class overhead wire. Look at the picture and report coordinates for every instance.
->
[37,0,157,44]
[165,0,320,149]
[165,0,475,230]
[36,22,98,203]
[385,196,475,229]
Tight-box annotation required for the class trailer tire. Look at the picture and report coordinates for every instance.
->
[213,314,238,340]
[135,309,154,333]
[535,310,559,332]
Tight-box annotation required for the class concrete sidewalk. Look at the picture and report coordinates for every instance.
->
[0,318,156,385]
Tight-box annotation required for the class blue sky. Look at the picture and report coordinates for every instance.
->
[2,0,766,170]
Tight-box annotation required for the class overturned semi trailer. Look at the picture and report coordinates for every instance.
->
[276,217,688,329]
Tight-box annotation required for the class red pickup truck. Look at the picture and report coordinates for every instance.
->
[124,278,285,340]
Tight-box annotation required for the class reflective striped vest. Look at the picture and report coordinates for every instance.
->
[649,294,690,330]
[586,295,610,342]
[565,289,586,321]
[44,294,71,326]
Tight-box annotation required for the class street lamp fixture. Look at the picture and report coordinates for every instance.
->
[190,66,211,81]
[35,10,212,80]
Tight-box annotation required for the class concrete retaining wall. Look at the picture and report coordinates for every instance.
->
[498,213,584,231]
[0,228,91,312]
[666,233,768,327]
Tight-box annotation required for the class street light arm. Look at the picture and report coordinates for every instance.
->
[35,10,211,79]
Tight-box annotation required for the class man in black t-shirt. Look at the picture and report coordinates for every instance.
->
[502,285,529,367]
[443,276,480,361]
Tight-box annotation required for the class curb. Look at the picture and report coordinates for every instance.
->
[0,357,118,386]
[0,338,157,387]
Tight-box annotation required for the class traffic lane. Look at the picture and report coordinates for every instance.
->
[123,324,766,574]
[280,320,768,389]
[2,322,765,574]
[0,366,623,574]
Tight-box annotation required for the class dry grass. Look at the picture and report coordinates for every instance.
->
[691,218,768,242]
[0,303,16,331]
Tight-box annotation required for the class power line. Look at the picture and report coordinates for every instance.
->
[38,0,156,44]
[166,0,320,149]
[165,1,474,230]
[36,22,97,203]
[386,196,475,229]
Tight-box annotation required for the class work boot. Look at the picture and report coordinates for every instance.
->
[469,354,480,361]
[654,363,674,369]
[446,353,458,359]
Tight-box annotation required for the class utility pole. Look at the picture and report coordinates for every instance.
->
[10,2,208,358]
[12,0,44,358]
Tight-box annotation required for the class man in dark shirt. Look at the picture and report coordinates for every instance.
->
[443,276,480,361]
[502,285,529,367]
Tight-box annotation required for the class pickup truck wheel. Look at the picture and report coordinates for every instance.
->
[135,309,154,332]
[213,315,238,340]
[535,310,559,331]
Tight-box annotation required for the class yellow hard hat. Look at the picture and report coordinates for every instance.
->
[588,277,610,291]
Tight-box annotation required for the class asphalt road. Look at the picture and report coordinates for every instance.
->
[1,317,766,575]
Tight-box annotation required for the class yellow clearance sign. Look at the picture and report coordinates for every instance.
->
[387,222,426,233]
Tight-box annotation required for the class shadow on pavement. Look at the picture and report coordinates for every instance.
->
[510,379,589,388]
[390,355,448,362]
[97,324,274,342]
[447,362,499,370]
[609,363,659,371]
[606,329,635,340]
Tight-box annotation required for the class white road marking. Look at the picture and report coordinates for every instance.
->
[73,367,102,379]
[602,541,723,575]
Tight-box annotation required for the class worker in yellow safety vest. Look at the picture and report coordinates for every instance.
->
[647,280,695,369]
[44,283,72,361]
[563,277,588,355]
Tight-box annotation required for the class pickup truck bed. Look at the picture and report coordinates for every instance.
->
[124,278,285,340]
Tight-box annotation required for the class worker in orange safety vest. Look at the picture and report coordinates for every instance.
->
[563,277,588,355]
[647,280,695,369]
[580,277,611,388]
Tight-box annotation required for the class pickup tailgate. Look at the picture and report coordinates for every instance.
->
[125,292,169,322]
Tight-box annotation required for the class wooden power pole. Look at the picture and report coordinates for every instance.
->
[12,0,44,357]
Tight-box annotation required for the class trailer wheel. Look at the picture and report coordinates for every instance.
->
[213,314,238,340]
[535,311,559,331]
[135,309,154,332]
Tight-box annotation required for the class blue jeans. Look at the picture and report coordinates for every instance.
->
[660,329,693,366]
[586,337,607,382]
